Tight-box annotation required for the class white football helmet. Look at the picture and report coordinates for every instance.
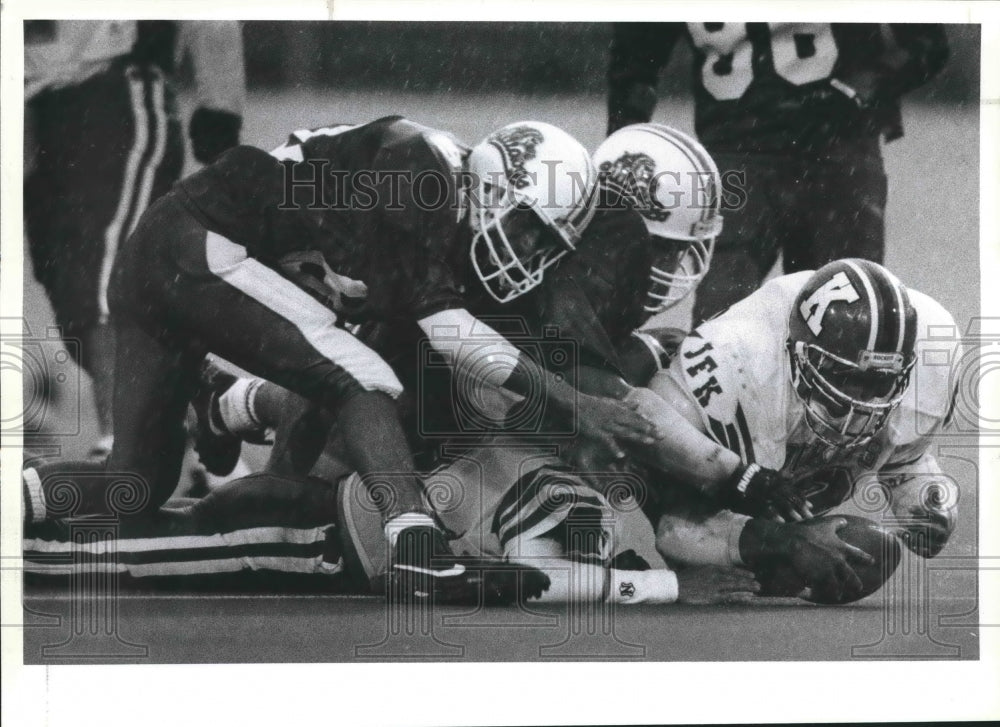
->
[593,123,722,313]
[468,121,598,303]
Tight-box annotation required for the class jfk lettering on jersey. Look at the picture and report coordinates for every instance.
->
[683,341,722,406]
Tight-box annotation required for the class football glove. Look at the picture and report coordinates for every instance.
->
[725,464,813,522]
[189,107,242,164]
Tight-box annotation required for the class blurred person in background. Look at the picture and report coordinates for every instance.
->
[607,22,948,326]
[24,20,246,459]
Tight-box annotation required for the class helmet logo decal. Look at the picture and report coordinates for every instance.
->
[489,126,544,189]
[598,152,672,223]
[799,271,860,335]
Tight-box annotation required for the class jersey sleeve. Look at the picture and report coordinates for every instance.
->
[363,134,468,320]
[527,204,653,374]
[607,23,685,134]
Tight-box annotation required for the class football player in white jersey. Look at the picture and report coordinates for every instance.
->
[624,258,959,601]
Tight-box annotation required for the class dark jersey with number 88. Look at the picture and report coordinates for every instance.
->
[608,22,949,153]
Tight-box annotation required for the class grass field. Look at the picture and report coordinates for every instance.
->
[20,92,982,662]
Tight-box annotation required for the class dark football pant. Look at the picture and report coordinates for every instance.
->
[23,472,350,590]
[24,61,184,355]
[28,194,402,518]
[692,141,887,326]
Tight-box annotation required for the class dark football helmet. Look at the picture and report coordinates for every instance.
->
[787,259,917,448]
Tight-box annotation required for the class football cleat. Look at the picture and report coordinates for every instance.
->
[389,525,551,606]
[390,525,466,602]
[191,361,244,476]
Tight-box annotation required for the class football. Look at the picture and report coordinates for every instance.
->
[757,515,903,605]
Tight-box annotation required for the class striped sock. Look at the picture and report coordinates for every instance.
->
[217,377,264,435]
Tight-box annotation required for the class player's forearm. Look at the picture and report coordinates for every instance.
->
[883,452,957,558]
[510,556,678,605]
[420,308,590,426]
[623,387,742,493]
[654,510,751,567]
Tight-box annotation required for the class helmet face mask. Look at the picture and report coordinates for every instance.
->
[786,259,918,449]
[647,224,717,313]
[470,190,568,300]
[593,123,722,314]
[788,339,915,448]
[467,122,598,303]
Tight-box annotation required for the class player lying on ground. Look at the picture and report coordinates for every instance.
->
[627,259,959,602]
[23,460,758,605]
[22,117,662,598]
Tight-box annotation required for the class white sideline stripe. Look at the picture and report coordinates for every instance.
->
[24,556,342,579]
[204,232,403,397]
[98,69,152,321]
[844,259,879,352]
[24,525,331,555]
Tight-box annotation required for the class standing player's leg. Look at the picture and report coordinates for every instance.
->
[23,319,202,521]
[193,364,331,478]
[783,142,887,272]
[691,153,783,326]
[23,62,183,457]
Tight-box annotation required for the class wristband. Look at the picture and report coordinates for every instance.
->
[631,331,672,372]
[607,568,679,604]
[830,78,863,107]
[733,463,761,497]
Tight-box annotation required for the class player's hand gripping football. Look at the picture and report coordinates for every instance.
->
[566,392,660,471]
[741,517,875,603]
[726,464,813,522]
[675,565,761,605]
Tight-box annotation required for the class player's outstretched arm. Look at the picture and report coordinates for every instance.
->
[507,550,757,606]
[622,383,811,521]
[418,308,660,464]
[882,451,957,558]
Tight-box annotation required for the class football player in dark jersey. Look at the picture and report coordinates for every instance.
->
[607,22,948,325]
[191,122,724,479]
[22,117,661,599]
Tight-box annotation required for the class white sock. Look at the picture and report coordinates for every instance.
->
[607,568,679,604]
[384,512,436,547]
[23,467,47,524]
[217,378,264,435]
